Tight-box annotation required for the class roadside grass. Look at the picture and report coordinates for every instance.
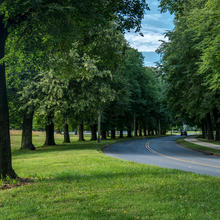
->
[0,132,219,219]
[197,138,220,146]
[177,138,220,155]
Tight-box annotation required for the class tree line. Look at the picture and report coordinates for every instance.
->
[0,1,171,179]
[158,0,220,140]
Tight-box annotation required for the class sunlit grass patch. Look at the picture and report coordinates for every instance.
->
[0,133,219,219]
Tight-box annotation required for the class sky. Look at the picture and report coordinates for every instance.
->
[125,0,174,66]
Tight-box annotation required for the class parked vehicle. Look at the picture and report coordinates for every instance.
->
[181,131,187,136]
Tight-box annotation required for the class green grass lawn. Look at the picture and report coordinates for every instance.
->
[177,138,220,155]
[0,131,219,219]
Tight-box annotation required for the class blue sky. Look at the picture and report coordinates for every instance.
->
[125,0,174,66]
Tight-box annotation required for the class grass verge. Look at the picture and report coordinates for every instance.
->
[176,138,220,155]
[0,132,219,219]
[197,138,220,146]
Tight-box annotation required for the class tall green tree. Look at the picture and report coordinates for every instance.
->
[158,0,220,140]
[0,0,148,178]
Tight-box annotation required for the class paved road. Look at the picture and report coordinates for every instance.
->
[103,136,220,177]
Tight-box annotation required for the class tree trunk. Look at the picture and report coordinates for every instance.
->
[150,130,154,136]
[204,119,208,139]
[21,109,35,150]
[213,108,220,141]
[74,130,77,135]
[206,112,214,140]
[64,123,70,143]
[91,124,97,141]
[143,127,147,136]
[138,126,142,137]
[101,129,107,140]
[135,121,138,137]
[162,130,166,135]
[56,129,62,134]
[106,131,110,137]
[201,119,206,139]
[0,17,17,179]
[97,113,101,143]
[111,129,116,139]
[119,129,123,138]
[78,122,85,141]
[44,112,55,146]
[127,126,132,137]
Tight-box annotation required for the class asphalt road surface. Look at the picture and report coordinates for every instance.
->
[103,136,220,177]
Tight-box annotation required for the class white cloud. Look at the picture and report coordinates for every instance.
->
[125,0,174,65]
[125,32,168,52]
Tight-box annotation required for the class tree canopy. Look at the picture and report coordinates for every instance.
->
[157,0,220,140]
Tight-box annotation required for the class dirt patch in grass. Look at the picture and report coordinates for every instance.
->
[0,178,34,190]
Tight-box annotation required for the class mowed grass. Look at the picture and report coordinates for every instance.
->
[197,138,220,146]
[0,131,219,219]
[177,138,220,155]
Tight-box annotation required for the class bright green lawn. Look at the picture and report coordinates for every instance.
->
[0,132,219,219]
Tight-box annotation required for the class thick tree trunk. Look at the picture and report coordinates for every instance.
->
[0,17,17,178]
[44,112,55,146]
[74,130,77,135]
[206,113,214,140]
[213,108,220,141]
[63,123,70,143]
[111,129,116,139]
[78,122,85,141]
[101,129,107,140]
[127,126,132,137]
[90,124,97,141]
[119,129,123,138]
[21,109,35,150]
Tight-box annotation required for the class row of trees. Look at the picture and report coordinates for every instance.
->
[8,46,169,147]
[0,0,170,179]
[158,0,220,140]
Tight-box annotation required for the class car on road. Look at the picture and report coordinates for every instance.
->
[181,130,187,136]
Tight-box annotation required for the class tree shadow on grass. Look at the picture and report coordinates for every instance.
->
[40,168,188,184]
[12,141,103,157]
[12,137,135,157]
